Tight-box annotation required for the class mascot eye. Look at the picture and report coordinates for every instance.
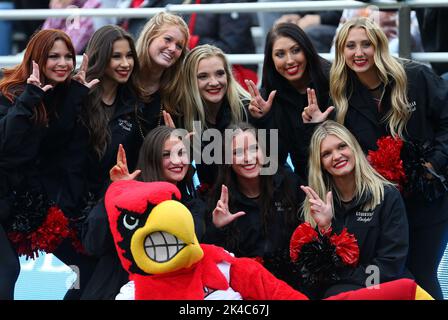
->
[123,214,139,230]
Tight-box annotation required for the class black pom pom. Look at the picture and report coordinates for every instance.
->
[402,140,448,202]
[295,235,344,287]
[5,188,51,233]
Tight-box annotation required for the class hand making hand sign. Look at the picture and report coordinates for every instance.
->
[245,79,276,119]
[162,110,176,128]
[109,144,141,182]
[72,53,100,89]
[27,61,53,92]
[300,185,333,232]
[212,185,246,228]
[302,88,334,123]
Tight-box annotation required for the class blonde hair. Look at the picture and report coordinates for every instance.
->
[180,44,249,132]
[135,12,189,115]
[303,120,393,227]
[330,17,410,138]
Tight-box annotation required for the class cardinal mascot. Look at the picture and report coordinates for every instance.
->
[104,180,432,300]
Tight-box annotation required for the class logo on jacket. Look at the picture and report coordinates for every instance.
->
[356,211,374,223]
[118,119,132,132]
[274,201,285,212]
[407,101,416,112]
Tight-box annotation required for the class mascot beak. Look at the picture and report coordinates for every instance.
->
[130,200,204,274]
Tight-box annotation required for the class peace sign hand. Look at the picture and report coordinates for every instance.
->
[109,144,141,182]
[300,185,333,231]
[72,54,100,89]
[212,185,246,228]
[302,88,334,123]
[163,110,176,128]
[27,61,53,92]
[245,79,276,119]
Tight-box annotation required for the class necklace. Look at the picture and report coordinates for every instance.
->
[137,103,164,140]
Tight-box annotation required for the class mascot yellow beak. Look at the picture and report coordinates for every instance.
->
[130,200,204,274]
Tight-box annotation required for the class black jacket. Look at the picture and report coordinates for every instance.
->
[0,81,89,220]
[329,185,410,292]
[85,86,162,201]
[80,186,206,300]
[203,170,304,287]
[251,61,331,181]
[343,60,448,226]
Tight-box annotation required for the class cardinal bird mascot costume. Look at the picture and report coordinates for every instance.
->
[104,180,433,300]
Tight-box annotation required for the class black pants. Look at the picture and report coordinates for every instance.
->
[52,237,98,300]
[0,225,20,300]
[407,219,448,300]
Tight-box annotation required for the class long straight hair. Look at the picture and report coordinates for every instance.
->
[181,44,249,132]
[83,25,140,158]
[135,12,190,115]
[210,122,300,250]
[0,29,76,125]
[304,120,393,227]
[330,17,410,138]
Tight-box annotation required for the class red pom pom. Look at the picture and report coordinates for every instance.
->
[8,206,70,259]
[289,222,318,262]
[330,228,359,266]
[368,136,406,191]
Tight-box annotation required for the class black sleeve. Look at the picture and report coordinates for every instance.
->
[419,66,448,173]
[81,200,116,257]
[0,85,46,168]
[340,187,409,286]
[201,197,229,247]
[183,196,207,241]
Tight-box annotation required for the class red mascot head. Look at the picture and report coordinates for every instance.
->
[104,180,204,276]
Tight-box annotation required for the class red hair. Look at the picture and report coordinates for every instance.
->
[0,29,76,124]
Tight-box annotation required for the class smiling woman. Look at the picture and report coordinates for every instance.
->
[0,29,96,300]
[329,17,448,300]
[135,12,190,123]
[179,44,250,187]
[203,122,305,291]
[301,120,411,298]
[81,125,206,299]
[246,22,333,182]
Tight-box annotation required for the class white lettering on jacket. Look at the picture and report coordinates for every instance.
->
[118,119,132,132]
[407,101,417,112]
[356,211,374,223]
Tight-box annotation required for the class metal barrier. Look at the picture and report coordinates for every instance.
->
[1,0,448,67]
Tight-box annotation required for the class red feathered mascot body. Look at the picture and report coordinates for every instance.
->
[104,180,432,300]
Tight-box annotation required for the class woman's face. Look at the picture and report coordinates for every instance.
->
[272,36,307,85]
[343,27,376,75]
[104,39,134,84]
[320,134,355,178]
[162,136,189,184]
[197,56,228,109]
[44,40,74,85]
[148,25,185,69]
[231,131,264,180]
